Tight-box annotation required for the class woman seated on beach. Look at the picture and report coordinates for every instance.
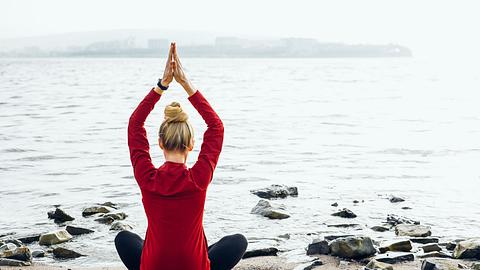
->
[115,42,248,270]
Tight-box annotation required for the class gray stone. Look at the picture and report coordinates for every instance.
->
[110,221,133,231]
[327,223,359,228]
[331,208,357,218]
[0,258,31,266]
[242,248,278,259]
[471,262,480,270]
[39,230,73,245]
[386,214,419,226]
[303,260,323,270]
[329,236,376,259]
[379,240,412,253]
[100,201,118,209]
[53,247,84,259]
[453,239,480,259]
[17,234,40,244]
[410,237,439,244]
[250,184,298,199]
[251,200,290,220]
[365,259,393,270]
[65,225,94,235]
[324,235,354,241]
[374,252,414,264]
[371,226,389,232]
[418,251,451,259]
[421,260,437,270]
[389,196,405,203]
[445,241,456,250]
[306,239,329,255]
[47,208,75,223]
[421,243,442,253]
[0,244,31,262]
[331,202,338,207]
[82,206,111,217]
[395,224,431,237]
[32,250,45,258]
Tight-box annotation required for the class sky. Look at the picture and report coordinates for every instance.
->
[1,0,479,58]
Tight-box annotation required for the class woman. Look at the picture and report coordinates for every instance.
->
[115,42,248,270]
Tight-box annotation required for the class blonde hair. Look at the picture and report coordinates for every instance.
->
[158,102,194,152]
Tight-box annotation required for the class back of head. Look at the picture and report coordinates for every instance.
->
[159,102,193,152]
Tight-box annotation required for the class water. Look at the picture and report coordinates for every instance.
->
[0,57,479,266]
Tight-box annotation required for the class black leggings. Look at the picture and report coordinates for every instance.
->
[115,230,248,270]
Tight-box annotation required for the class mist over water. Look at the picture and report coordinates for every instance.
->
[0,58,479,266]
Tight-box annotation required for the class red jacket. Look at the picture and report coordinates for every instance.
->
[128,88,224,270]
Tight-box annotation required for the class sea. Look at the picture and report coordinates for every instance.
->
[0,57,479,266]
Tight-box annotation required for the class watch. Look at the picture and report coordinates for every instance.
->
[157,79,169,90]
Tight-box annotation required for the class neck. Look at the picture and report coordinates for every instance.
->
[164,151,187,164]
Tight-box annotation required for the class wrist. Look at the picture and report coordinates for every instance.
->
[153,86,164,95]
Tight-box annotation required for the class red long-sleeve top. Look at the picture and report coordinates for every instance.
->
[128,88,224,270]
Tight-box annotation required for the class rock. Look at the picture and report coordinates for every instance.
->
[32,250,45,258]
[421,260,437,270]
[17,234,40,244]
[38,230,73,245]
[386,214,419,226]
[471,262,480,270]
[418,251,451,258]
[331,202,338,207]
[379,240,412,253]
[365,259,393,270]
[110,221,133,231]
[327,223,359,228]
[410,237,439,244]
[65,225,94,235]
[303,260,323,270]
[353,200,360,203]
[278,233,290,239]
[329,236,376,259]
[82,206,111,217]
[374,252,414,264]
[306,239,329,255]
[100,201,118,209]
[251,199,290,220]
[52,247,84,259]
[389,196,405,203]
[324,235,354,241]
[371,226,389,232]
[445,241,457,250]
[0,258,31,266]
[94,216,115,224]
[421,243,442,253]
[242,247,278,258]
[453,239,480,259]
[47,208,75,223]
[402,206,412,210]
[331,208,357,218]
[395,224,431,237]
[250,184,298,199]
[0,244,31,262]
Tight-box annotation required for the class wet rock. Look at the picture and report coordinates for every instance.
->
[65,225,94,235]
[329,236,376,259]
[331,208,357,218]
[0,258,31,266]
[453,238,480,259]
[379,240,412,253]
[395,224,431,237]
[445,241,457,251]
[32,250,45,258]
[251,199,290,220]
[389,196,405,203]
[278,233,290,239]
[401,206,412,210]
[331,202,338,207]
[421,243,442,253]
[410,237,439,244]
[0,244,31,262]
[94,216,115,224]
[303,259,323,270]
[306,239,329,255]
[242,247,278,258]
[250,184,298,199]
[386,214,419,226]
[324,235,354,241]
[47,208,75,223]
[371,226,389,232]
[365,259,393,270]
[110,221,133,231]
[421,260,437,270]
[39,230,73,245]
[52,247,85,259]
[82,206,111,217]
[353,200,360,203]
[327,223,359,228]
[374,252,414,264]
[17,234,40,244]
[418,251,451,258]
[100,201,118,209]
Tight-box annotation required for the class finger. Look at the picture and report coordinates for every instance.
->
[173,43,182,65]
[168,42,173,62]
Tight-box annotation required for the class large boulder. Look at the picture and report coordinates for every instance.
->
[39,230,73,245]
[379,240,412,253]
[453,239,480,259]
[82,206,111,217]
[306,239,329,255]
[250,184,298,199]
[395,224,431,237]
[329,236,376,259]
[251,200,290,220]
[47,208,75,223]
[331,208,357,218]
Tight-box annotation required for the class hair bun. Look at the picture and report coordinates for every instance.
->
[164,102,188,123]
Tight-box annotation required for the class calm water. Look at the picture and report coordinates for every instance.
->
[0,58,479,266]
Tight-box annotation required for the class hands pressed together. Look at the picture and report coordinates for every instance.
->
[156,42,196,96]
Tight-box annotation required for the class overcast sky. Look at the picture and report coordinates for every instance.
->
[1,0,479,58]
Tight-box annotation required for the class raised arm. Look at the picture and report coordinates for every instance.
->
[172,43,224,189]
